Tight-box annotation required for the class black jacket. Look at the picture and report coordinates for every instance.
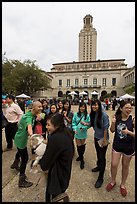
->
[39,129,74,195]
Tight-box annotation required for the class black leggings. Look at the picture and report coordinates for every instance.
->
[16,147,29,175]
[94,137,108,177]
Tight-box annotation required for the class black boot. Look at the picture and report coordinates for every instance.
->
[80,144,86,169]
[10,158,20,171]
[80,160,85,169]
[76,146,81,161]
[18,174,33,188]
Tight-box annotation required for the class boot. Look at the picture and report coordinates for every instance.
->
[76,145,81,161]
[79,144,86,169]
[80,159,85,169]
[10,158,20,171]
[18,174,33,188]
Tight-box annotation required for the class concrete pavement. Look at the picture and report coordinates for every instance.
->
[2,106,135,202]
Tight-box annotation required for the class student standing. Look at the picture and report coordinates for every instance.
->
[106,101,135,197]
[62,99,74,131]
[57,100,64,114]
[4,95,23,151]
[11,101,43,188]
[41,99,50,115]
[72,102,90,169]
[90,99,110,188]
[39,113,74,202]
[48,103,58,116]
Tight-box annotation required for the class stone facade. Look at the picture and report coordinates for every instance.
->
[79,14,97,62]
[47,59,131,99]
[123,66,135,87]
[36,15,135,100]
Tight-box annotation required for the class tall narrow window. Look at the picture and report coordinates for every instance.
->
[67,79,70,87]
[75,79,79,87]
[59,80,62,86]
[102,78,106,86]
[93,78,97,85]
[84,79,88,87]
[112,78,116,86]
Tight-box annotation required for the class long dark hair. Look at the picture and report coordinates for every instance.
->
[77,102,88,120]
[47,113,75,157]
[90,99,102,129]
[57,100,64,110]
[115,100,131,122]
[63,99,71,117]
[49,103,58,116]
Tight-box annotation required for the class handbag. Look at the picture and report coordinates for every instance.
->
[2,115,9,128]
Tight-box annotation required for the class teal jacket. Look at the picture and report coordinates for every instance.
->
[72,113,90,139]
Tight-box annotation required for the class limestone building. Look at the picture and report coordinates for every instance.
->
[43,15,134,99]
[79,14,97,62]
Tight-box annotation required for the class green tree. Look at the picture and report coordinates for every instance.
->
[2,59,50,95]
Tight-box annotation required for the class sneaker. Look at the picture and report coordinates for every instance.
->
[91,166,100,172]
[120,185,127,197]
[19,175,33,188]
[19,180,33,188]
[106,182,116,191]
[10,159,20,172]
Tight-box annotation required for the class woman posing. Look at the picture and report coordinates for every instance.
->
[41,99,50,115]
[62,99,74,132]
[106,100,135,197]
[72,102,90,169]
[48,103,58,116]
[57,100,64,114]
[90,99,110,188]
[39,113,74,202]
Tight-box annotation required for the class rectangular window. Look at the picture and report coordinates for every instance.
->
[112,78,116,86]
[67,79,70,86]
[67,79,70,87]
[93,78,97,85]
[75,79,79,86]
[102,78,106,86]
[84,79,88,85]
[59,80,62,86]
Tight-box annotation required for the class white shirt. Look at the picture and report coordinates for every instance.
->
[5,102,23,123]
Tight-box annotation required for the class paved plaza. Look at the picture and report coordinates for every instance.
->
[2,105,135,202]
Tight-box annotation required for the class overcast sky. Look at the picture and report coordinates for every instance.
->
[2,2,135,72]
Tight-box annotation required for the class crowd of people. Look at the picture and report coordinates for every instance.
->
[2,95,135,202]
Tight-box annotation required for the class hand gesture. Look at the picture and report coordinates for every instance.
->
[36,114,42,121]
[63,111,67,117]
